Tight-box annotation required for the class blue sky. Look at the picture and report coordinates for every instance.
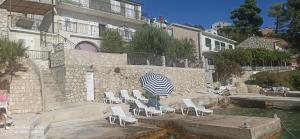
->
[140,0,286,29]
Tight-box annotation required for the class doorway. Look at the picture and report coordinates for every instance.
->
[86,72,94,101]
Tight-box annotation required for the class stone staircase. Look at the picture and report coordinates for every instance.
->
[41,69,67,111]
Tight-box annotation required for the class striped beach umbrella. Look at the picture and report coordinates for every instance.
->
[139,72,174,96]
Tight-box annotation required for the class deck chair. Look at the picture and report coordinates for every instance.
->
[104,92,121,104]
[181,99,213,116]
[132,90,148,102]
[134,99,162,117]
[109,106,137,126]
[120,90,135,103]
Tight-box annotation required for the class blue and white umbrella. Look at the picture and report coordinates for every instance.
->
[139,72,174,96]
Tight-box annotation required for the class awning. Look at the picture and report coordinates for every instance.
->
[0,0,54,15]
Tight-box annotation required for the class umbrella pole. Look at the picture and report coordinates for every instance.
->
[156,96,158,109]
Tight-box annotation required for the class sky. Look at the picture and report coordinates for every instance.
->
[140,0,286,29]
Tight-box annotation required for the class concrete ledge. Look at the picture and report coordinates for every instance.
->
[138,114,281,139]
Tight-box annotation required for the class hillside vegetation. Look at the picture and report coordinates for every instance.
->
[250,70,300,91]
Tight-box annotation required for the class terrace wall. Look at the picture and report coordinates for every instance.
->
[51,49,206,103]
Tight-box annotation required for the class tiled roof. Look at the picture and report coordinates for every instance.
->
[237,36,285,50]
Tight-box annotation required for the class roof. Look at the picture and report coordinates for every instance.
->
[117,0,142,6]
[202,31,237,44]
[168,23,203,32]
[0,0,53,15]
[237,36,288,50]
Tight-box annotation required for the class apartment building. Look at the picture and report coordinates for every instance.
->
[0,0,146,52]
[166,23,236,69]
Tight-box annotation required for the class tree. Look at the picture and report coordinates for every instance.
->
[0,39,26,81]
[101,30,124,53]
[268,3,288,33]
[131,26,173,55]
[215,60,243,83]
[286,0,300,49]
[219,0,263,43]
[230,0,263,36]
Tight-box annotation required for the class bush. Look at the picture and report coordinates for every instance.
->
[250,70,300,90]
[101,30,125,53]
[0,39,26,81]
[215,60,243,83]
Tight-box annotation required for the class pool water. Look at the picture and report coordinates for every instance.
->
[214,107,300,139]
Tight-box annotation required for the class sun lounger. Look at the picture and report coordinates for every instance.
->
[104,92,122,104]
[181,99,213,116]
[134,99,162,117]
[120,90,135,103]
[132,90,148,102]
[109,106,137,126]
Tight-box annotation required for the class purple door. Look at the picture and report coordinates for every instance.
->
[75,41,99,52]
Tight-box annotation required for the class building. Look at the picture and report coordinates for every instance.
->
[237,36,288,51]
[211,21,231,30]
[166,23,236,69]
[0,0,146,52]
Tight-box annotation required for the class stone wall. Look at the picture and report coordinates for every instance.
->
[9,59,42,113]
[63,65,206,103]
[49,49,206,103]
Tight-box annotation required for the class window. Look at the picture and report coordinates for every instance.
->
[63,18,72,32]
[208,59,214,65]
[215,41,220,51]
[111,0,121,13]
[205,38,212,50]
[229,45,233,49]
[99,24,106,36]
[221,42,225,50]
[125,4,135,18]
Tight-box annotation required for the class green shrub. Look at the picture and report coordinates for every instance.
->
[250,70,300,90]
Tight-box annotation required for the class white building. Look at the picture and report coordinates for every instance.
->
[211,21,231,30]
[166,23,237,69]
[0,0,146,53]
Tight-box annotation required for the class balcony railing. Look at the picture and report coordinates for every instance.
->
[57,0,142,20]
[58,20,135,40]
[10,15,59,33]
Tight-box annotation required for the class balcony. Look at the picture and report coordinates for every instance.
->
[10,15,59,33]
[58,20,135,40]
[56,0,142,20]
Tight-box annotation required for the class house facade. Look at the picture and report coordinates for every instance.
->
[166,23,236,69]
[0,0,146,52]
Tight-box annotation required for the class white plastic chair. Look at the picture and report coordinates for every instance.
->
[120,90,135,103]
[134,99,162,117]
[181,99,213,116]
[132,90,148,102]
[104,92,121,104]
[109,106,137,126]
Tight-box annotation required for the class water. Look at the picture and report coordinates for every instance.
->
[214,107,300,139]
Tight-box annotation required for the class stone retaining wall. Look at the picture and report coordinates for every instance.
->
[9,59,42,113]
[62,65,206,103]
[51,49,206,103]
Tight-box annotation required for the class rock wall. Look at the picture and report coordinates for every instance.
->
[62,65,206,103]
[9,59,42,113]
[49,49,206,103]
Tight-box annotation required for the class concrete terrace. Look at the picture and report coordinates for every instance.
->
[0,102,282,139]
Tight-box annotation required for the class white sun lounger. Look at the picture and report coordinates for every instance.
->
[120,90,135,103]
[181,99,213,116]
[110,106,137,126]
[132,90,148,102]
[159,105,176,113]
[134,99,162,117]
[104,92,122,104]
